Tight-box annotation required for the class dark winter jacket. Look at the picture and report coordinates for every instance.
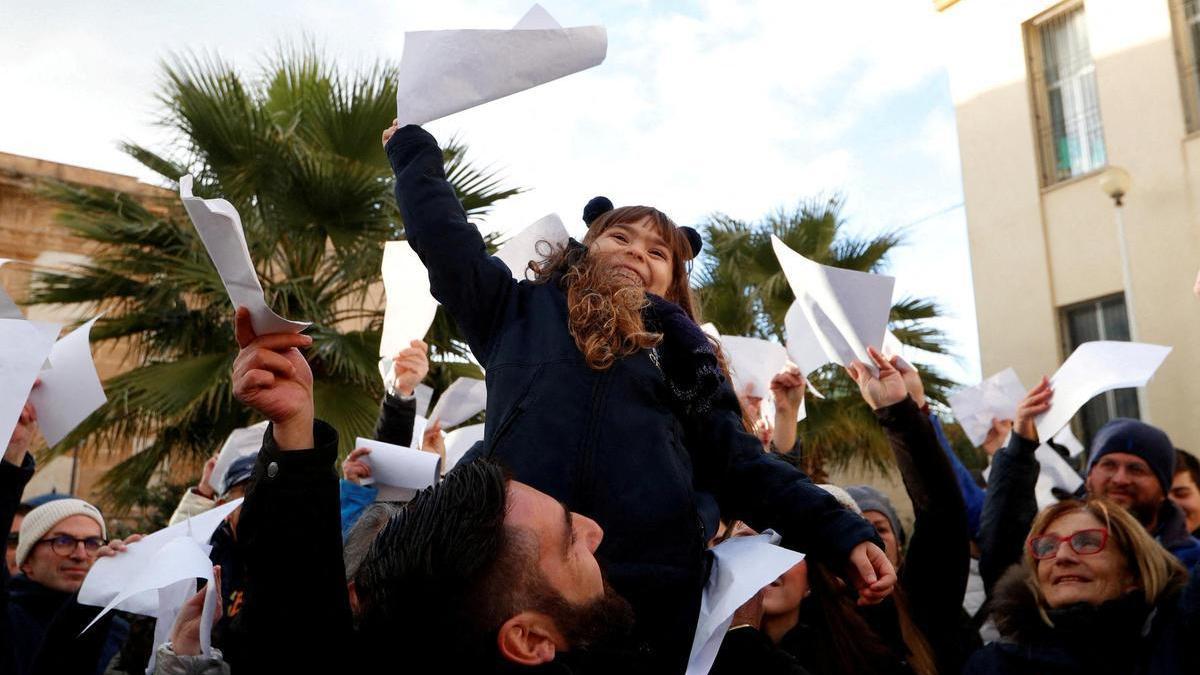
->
[877,401,976,675]
[1,455,127,675]
[387,124,880,671]
[232,420,351,673]
[964,562,1200,675]
[979,432,1200,593]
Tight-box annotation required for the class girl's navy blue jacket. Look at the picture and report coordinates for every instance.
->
[387,125,879,671]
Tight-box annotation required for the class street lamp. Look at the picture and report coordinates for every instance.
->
[1099,165,1149,420]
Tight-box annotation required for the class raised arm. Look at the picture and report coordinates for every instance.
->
[978,378,1052,594]
[385,124,517,364]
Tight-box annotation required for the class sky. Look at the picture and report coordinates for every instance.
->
[0,0,982,384]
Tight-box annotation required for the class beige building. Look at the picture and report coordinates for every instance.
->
[936,0,1200,447]
[0,152,170,503]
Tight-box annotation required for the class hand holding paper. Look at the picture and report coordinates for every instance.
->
[719,336,789,401]
[394,5,607,126]
[355,437,440,491]
[1034,341,1170,442]
[179,175,308,336]
[687,532,803,675]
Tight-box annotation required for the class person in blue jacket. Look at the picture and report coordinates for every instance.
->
[382,121,894,671]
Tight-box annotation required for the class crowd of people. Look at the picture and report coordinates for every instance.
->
[1,121,1198,674]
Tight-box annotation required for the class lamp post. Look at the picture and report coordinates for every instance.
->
[1099,165,1149,421]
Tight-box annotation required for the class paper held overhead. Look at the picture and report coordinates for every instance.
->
[355,437,440,491]
[772,236,894,376]
[0,318,60,453]
[949,367,1027,447]
[687,532,804,675]
[1035,341,1171,442]
[494,214,569,280]
[79,499,243,618]
[178,176,309,335]
[428,377,487,428]
[28,317,107,447]
[380,240,438,358]
[394,5,607,126]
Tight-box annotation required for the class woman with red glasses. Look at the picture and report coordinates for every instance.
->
[964,499,1198,674]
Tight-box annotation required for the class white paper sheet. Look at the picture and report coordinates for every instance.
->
[79,499,242,616]
[513,3,561,30]
[178,176,308,335]
[0,258,22,319]
[27,317,106,446]
[772,237,894,376]
[411,415,428,451]
[719,336,788,400]
[414,383,433,418]
[428,377,487,427]
[1035,341,1171,442]
[443,423,486,473]
[949,368,1027,447]
[0,318,60,451]
[83,537,215,635]
[395,6,607,126]
[380,240,438,358]
[494,213,569,280]
[688,532,804,675]
[355,437,440,491]
[1052,425,1086,458]
[208,420,268,495]
[1034,443,1083,509]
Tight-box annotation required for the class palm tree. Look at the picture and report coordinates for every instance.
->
[696,195,967,479]
[27,46,519,508]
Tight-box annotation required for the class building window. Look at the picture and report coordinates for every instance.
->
[1170,0,1200,132]
[1026,4,1107,185]
[1061,294,1139,444]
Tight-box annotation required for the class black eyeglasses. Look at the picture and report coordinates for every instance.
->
[1028,528,1109,560]
[36,534,107,556]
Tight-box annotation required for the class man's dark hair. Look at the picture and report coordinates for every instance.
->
[353,459,530,668]
[1176,449,1200,487]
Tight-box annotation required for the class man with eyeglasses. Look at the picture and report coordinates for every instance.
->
[1,397,132,675]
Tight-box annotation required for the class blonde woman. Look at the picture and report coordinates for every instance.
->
[964,499,1198,674]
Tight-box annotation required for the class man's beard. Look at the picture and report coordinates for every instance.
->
[532,580,637,652]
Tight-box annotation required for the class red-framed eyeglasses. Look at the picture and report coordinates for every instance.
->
[1028,528,1109,560]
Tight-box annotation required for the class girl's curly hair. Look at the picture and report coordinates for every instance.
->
[527,206,698,371]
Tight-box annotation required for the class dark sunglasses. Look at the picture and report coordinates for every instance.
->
[1028,528,1109,560]
[36,534,107,556]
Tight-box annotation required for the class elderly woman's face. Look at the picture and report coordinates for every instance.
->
[1036,511,1134,608]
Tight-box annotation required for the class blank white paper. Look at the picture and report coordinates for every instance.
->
[28,317,107,446]
[380,241,438,358]
[1035,341,1171,442]
[395,6,607,126]
[494,213,569,280]
[688,532,804,675]
[79,499,242,617]
[949,368,1027,447]
[719,336,788,400]
[772,236,894,375]
[443,423,486,474]
[355,437,440,491]
[178,176,308,336]
[0,319,60,451]
[428,377,487,428]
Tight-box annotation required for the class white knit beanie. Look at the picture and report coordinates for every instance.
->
[16,498,107,569]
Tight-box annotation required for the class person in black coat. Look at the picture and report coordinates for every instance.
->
[964,498,1200,675]
[382,120,893,671]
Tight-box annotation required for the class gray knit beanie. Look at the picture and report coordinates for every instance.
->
[16,498,106,569]
[846,485,906,547]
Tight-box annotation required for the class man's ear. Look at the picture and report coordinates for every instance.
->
[496,611,565,666]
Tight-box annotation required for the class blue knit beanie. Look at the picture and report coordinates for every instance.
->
[1087,418,1175,493]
